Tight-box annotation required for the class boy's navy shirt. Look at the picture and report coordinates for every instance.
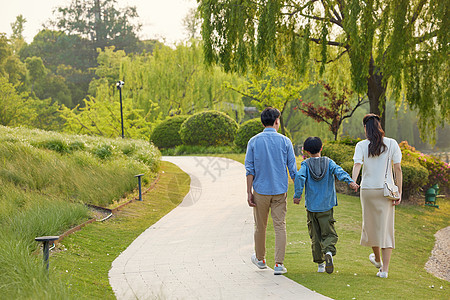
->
[294,156,354,212]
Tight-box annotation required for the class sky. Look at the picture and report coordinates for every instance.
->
[1,0,198,45]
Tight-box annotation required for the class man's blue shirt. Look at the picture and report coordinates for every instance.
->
[294,157,354,212]
[245,128,297,195]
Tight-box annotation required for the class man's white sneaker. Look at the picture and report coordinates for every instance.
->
[369,253,383,269]
[251,254,267,269]
[318,263,326,273]
[274,263,287,275]
[325,252,334,274]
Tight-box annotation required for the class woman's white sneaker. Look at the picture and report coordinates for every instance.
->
[376,269,388,278]
[369,253,382,269]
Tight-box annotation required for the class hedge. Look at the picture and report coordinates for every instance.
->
[180,111,238,146]
[150,115,189,149]
[400,141,449,194]
[235,119,265,150]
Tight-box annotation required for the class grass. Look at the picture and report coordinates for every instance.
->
[0,126,160,299]
[216,153,449,299]
[50,161,190,299]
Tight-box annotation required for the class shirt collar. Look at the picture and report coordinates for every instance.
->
[263,128,277,132]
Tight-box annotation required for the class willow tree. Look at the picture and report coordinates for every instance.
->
[199,0,449,141]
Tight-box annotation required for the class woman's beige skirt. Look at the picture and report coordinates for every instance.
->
[360,189,395,248]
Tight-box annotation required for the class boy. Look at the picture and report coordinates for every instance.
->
[293,137,359,274]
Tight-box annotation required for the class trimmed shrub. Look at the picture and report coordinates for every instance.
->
[162,145,238,155]
[401,159,429,198]
[235,119,265,150]
[150,115,189,149]
[180,111,238,146]
[400,141,449,193]
[321,142,354,166]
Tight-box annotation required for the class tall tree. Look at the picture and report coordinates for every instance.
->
[89,42,245,124]
[51,0,141,54]
[199,0,449,141]
[225,67,309,134]
[297,82,368,140]
[10,15,27,53]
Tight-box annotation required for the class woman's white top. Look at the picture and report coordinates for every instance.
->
[353,137,402,189]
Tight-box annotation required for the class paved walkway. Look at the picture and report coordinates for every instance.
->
[109,156,331,300]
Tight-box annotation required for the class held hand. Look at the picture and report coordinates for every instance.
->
[349,182,359,192]
[247,192,256,207]
[293,197,301,205]
[393,195,402,206]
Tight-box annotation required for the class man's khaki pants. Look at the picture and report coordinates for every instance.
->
[253,191,287,264]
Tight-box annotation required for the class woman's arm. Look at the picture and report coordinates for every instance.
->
[352,163,362,183]
[393,163,403,205]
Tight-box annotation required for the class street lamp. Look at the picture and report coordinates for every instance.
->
[116,80,125,138]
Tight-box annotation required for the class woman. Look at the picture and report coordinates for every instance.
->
[352,114,403,278]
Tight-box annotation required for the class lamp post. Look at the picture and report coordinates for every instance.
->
[116,80,125,138]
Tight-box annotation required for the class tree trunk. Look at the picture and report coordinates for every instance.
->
[279,113,286,135]
[367,56,387,130]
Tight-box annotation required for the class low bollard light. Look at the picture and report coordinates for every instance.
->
[35,236,59,273]
[135,174,144,201]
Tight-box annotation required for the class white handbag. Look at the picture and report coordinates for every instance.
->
[383,140,400,200]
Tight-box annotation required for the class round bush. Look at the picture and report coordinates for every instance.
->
[150,115,189,149]
[235,119,265,150]
[321,142,355,165]
[180,111,238,146]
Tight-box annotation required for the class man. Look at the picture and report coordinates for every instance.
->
[245,107,297,275]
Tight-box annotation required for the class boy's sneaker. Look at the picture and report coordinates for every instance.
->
[318,263,326,273]
[376,269,388,278]
[251,254,267,269]
[274,263,287,275]
[325,252,334,274]
[369,253,382,269]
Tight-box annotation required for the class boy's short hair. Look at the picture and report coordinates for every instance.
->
[260,107,281,127]
[303,137,322,154]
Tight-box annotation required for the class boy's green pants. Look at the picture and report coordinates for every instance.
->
[307,208,338,263]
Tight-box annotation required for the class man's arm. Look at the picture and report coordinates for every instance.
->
[246,175,256,207]
[245,140,256,207]
[286,141,297,181]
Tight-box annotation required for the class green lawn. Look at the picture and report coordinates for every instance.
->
[50,154,449,299]
[50,161,190,299]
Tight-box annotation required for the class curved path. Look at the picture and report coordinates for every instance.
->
[109,156,330,299]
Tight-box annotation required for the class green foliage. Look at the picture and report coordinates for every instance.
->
[162,145,239,156]
[400,141,449,193]
[90,41,245,125]
[401,159,429,198]
[329,136,363,146]
[0,125,160,298]
[235,118,264,150]
[225,67,309,135]
[150,115,189,149]
[51,0,141,53]
[60,89,153,139]
[199,0,449,142]
[321,142,355,168]
[180,110,238,146]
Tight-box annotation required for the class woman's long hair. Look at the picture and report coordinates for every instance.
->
[363,114,386,157]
